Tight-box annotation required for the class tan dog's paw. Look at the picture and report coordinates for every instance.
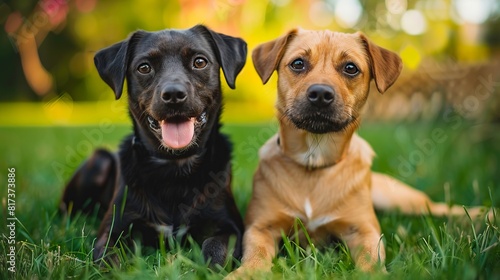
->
[466,206,497,224]
[224,267,244,280]
[225,267,263,280]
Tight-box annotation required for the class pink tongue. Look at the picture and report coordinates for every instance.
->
[160,119,195,149]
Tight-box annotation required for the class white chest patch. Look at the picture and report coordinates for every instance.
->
[304,198,313,219]
[307,215,337,232]
[153,224,173,236]
[284,198,337,232]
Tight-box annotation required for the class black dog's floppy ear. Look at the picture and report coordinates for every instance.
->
[94,41,128,100]
[251,29,297,84]
[94,31,146,99]
[197,25,247,89]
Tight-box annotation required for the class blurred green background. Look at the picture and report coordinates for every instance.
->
[1,2,500,277]
[0,0,499,124]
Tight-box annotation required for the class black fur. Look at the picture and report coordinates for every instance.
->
[60,25,246,266]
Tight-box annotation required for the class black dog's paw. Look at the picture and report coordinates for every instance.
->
[93,235,108,261]
[202,236,228,266]
[93,235,120,267]
[93,248,121,268]
[93,246,106,264]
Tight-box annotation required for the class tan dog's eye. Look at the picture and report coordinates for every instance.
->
[343,63,359,76]
[290,58,305,71]
[137,63,152,74]
[193,57,208,69]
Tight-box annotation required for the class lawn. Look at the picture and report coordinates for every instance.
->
[0,120,499,279]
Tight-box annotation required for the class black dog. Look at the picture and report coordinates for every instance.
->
[60,25,246,266]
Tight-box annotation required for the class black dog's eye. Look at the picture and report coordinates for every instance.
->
[193,57,208,69]
[290,58,305,71]
[343,63,359,76]
[137,63,152,74]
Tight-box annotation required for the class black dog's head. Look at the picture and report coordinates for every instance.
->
[94,25,247,158]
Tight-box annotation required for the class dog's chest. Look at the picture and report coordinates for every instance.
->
[260,147,342,233]
[283,197,337,233]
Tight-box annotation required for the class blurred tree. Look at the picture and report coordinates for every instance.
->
[1,0,40,101]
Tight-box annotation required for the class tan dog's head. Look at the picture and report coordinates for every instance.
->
[252,29,402,134]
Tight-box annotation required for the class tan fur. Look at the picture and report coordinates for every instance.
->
[229,29,492,277]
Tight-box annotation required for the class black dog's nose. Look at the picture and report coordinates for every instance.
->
[307,84,334,107]
[161,84,187,104]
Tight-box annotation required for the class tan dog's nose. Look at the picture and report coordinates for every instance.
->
[307,84,334,107]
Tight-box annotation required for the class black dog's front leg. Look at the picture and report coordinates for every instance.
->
[201,198,244,266]
[202,231,241,266]
[93,194,139,264]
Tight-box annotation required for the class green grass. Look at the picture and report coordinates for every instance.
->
[0,121,499,279]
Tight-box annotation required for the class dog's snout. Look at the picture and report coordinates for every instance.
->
[161,84,187,105]
[307,85,334,107]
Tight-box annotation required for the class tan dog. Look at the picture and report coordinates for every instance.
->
[232,29,492,276]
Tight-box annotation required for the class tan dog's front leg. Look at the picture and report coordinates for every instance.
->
[334,219,386,271]
[227,225,278,279]
[347,227,386,271]
[240,226,277,270]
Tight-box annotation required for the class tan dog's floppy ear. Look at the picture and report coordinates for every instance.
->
[252,29,297,84]
[357,33,403,93]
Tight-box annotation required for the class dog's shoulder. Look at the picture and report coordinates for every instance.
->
[347,133,375,165]
[258,134,281,161]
